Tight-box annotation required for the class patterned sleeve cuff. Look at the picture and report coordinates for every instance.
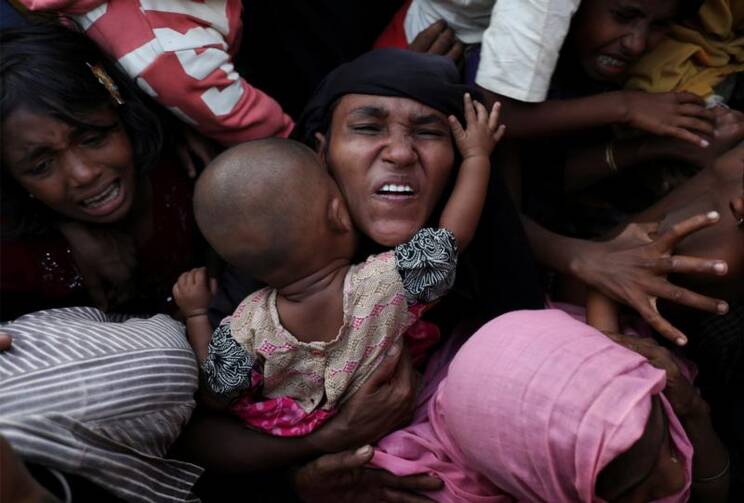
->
[394,227,458,305]
[201,323,255,399]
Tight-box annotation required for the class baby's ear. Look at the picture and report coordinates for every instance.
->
[328,195,353,234]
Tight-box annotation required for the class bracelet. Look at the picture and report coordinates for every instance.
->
[605,140,619,174]
[693,455,730,483]
[185,309,209,319]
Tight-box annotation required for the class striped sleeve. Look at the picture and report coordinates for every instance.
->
[0,307,203,503]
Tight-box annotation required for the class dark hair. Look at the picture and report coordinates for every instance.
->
[0,22,163,236]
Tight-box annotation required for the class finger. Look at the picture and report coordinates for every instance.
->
[652,255,728,276]
[379,487,438,503]
[378,472,444,493]
[0,332,12,351]
[365,340,404,388]
[674,91,706,106]
[313,446,375,474]
[675,116,715,136]
[445,40,464,63]
[651,281,728,316]
[488,102,501,132]
[463,93,475,125]
[678,103,716,123]
[654,211,720,252]
[408,19,445,52]
[428,27,456,56]
[473,99,488,124]
[447,115,465,140]
[209,277,219,296]
[634,299,688,346]
[492,124,506,143]
[661,125,709,148]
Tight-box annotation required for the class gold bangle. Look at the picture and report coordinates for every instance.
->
[605,140,618,174]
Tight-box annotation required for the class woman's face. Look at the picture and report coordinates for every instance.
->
[318,94,455,246]
[570,0,678,83]
[2,107,136,224]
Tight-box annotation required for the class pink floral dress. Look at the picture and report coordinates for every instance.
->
[201,228,457,436]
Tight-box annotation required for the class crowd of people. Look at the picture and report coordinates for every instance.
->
[1,0,742,502]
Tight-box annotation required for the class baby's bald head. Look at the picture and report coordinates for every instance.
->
[194,138,329,279]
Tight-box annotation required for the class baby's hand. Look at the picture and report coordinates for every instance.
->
[172,267,217,318]
[448,93,505,161]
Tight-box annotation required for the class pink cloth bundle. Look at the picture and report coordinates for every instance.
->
[372,309,693,502]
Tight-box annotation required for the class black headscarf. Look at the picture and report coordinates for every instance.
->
[293,48,477,146]
[293,48,545,323]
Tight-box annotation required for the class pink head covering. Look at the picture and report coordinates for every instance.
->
[437,309,692,502]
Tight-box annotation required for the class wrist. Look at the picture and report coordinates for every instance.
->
[605,90,632,125]
[185,309,209,319]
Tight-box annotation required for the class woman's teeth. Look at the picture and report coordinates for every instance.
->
[379,184,414,194]
[82,182,120,208]
[598,55,626,68]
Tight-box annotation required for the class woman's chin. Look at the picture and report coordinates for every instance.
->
[367,222,420,247]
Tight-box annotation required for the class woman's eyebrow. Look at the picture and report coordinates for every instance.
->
[349,106,388,119]
[20,144,55,164]
[410,114,447,127]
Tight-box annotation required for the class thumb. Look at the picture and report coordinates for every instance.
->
[209,277,219,296]
[315,446,374,475]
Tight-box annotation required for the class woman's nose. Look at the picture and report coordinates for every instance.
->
[382,133,417,168]
[621,27,648,58]
[63,151,102,187]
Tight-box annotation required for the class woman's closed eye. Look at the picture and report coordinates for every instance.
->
[350,123,384,134]
[25,158,54,178]
[415,128,447,138]
[79,131,109,148]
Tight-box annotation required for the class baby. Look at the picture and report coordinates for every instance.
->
[174,94,504,436]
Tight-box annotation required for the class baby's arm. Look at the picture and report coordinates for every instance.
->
[172,267,216,363]
[440,94,505,251]
[585,289,620,335]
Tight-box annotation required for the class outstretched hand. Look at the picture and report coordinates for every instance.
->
[621,90,715,147]
[448,93,506,160]
[572,212,729,345]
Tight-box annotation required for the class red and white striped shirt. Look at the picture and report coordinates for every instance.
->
[20,0,294,145]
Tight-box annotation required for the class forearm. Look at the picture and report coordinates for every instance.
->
[439,156,490,251]
[521,215,599,275]
[678,397,729,502]
[564,136,663,191]
[172,410,337,473]
[185,315,212,362]
[479,90,627,139]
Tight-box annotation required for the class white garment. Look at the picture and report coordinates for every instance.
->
[404,0,581,102]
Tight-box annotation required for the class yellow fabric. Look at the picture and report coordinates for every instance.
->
[626,0,744,97]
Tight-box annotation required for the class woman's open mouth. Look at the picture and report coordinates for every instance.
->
[79,180,125,217]
[596,54,628,76]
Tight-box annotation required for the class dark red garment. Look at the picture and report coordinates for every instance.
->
[1,158,199,320]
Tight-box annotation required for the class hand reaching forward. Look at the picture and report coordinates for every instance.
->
[572,212,729,346]
[448,93,506,161]
[621,90,715,147]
